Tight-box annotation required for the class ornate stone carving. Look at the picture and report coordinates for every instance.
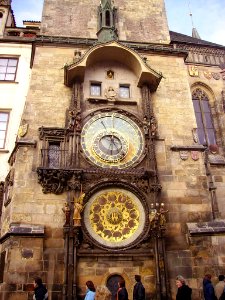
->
[105,86,117,102]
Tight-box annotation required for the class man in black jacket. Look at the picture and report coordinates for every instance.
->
[133,275,145,300]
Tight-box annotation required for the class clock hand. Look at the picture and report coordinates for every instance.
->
[101,121,107,130]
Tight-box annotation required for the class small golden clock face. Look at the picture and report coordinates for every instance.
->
[83,188,146,248]
[81,112,144,168]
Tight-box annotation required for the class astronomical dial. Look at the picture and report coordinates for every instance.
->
[81,112,144,168]
[83,188,146,248]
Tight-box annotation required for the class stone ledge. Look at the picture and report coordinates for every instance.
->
[170,145,206,151]
[187,220,225,235]
[0,223,44,244]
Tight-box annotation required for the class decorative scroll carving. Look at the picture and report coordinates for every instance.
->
[39,127,66,140]
[37,169,73,194]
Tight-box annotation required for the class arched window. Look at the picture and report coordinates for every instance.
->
[192,88,216,146]
[105,10,110,26]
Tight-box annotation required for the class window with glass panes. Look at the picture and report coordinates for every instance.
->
[0,112,10,149]
[0,58,18,81]
[119,85,130,98]
[192,88,216,146]
[90,83,101,96]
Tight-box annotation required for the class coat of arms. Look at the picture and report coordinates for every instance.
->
[17,123,28,138]
[180,151,189,160]
[191,151,199,161]
[203,71,212,80]
[212,73,220,80]
[189,66,199,77]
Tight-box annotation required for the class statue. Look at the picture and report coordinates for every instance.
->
[150,116,157,137]
[149,209,158,229]
[143,116,150,135]
[62,202,71,226]
[105,86,117,101]
[73,193,85,227]
[158,206,168,227]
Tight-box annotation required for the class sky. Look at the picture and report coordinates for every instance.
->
[11,0,225,46]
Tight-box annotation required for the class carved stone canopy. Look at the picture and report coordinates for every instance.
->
[64,41,162,92]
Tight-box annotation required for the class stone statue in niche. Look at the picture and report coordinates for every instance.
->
[105,86,117,101]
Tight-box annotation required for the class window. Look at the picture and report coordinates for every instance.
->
[90,83,101,96]
[48,142,60,168]
[0,58,18,81]
[105,10,110,26]
[0,112,9,149]
[119,85,130,99]
[192,88,216,146]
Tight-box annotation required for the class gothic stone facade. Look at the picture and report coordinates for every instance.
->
[0,0,225,300]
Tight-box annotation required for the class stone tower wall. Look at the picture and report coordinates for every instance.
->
[40,0,170,44]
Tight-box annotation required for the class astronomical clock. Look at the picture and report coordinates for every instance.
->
[81,111,145,169]
[79,110,150,250]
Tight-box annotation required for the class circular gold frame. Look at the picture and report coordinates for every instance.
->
[83,188,146,248]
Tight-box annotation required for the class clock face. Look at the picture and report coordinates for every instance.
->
[81,112,144,168]
[83,188,146,248]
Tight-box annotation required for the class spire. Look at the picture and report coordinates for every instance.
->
[97,0,118,43]
[192,27,201,39]
[188,0,201,40]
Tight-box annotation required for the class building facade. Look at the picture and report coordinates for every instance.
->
[0,0,225,299]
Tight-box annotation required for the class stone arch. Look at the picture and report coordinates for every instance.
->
[64,41,162,92]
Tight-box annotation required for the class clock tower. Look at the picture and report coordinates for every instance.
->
[5,0,225,299]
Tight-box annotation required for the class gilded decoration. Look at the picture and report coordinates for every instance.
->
[84,188,146,248]
[189,66,199,77]
[204,71,212,80]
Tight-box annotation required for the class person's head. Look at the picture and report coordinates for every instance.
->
[219,275,225,281]
[176,275,185,288]
[34,277,43,288]
[86,281,96,292]
[204,274,212,282]
[118,279,126,288]
[135,275,141,282]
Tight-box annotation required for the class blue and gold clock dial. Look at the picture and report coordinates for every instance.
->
[81,112,144,168]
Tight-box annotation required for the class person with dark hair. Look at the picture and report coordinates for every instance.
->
[33,277,48,300]
[203,274,217,300]
[215,275,225,300]
[84,280,96,300]
[133,275,145,300]
[117,279,128,300]
[176,275,192,300]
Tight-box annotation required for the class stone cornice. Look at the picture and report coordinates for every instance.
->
[170,145,206,152]
[0,223,44,244]
[8,139,37,165]
[34,35,188,57]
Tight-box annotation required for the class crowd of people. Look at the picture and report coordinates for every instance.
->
[176,273,225,300]
[84,275,145,300]
[33,273,225,300]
